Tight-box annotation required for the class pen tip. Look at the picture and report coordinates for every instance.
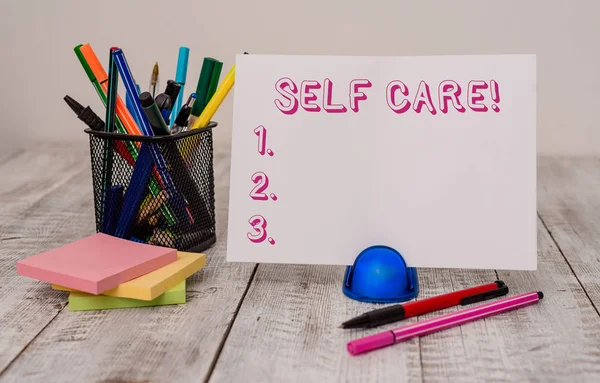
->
[63,95,83,113]
[338,324,344,329]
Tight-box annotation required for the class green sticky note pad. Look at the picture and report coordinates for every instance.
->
[68,281,186,311]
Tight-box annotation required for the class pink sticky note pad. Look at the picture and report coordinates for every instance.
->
[17,233,177,295]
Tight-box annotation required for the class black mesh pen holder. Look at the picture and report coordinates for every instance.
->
[85,122,217,253]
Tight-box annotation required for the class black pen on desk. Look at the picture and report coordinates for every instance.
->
[172,93,197,134]
[340,281,509,329]
[63,95,104,131]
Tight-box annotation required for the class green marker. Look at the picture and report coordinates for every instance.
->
[74,45,104,100]
[99,48,119,229]
[73,45,176,226]
[205,61,223,104]
[189,58,218,126]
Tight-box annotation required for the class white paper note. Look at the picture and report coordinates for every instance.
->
[227,54,536,270]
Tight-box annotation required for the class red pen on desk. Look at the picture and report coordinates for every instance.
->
[340,281,508,329]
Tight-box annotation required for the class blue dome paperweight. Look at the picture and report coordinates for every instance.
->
[342,245,419,303]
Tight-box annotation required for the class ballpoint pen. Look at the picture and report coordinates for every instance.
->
[347,291,544,355]
[172,93,196,134]
[340,281,509,329]
[150,62,159,98]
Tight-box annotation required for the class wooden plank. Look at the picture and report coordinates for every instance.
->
[0,144,91,371]
[1,152,257,382]
[3,150,600,382]
[416,268,498,382]
[209,263,423,383]
[0,146,24,171]
[418,218,600,382]
[537,157,600,309]
[211,182,600,382]
[0,144,90,224]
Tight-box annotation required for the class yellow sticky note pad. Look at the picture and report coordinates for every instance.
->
[53,251,205,301]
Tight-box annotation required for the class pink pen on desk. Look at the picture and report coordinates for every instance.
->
[347,291,544,356]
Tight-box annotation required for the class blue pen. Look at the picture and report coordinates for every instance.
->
[114,144,153,238]
[112,47,187,212]
[112,49,156,136]
[102,185,124,235]
[112,48,188,237]
[161,108,171,125]
[125,84,142,127]
[170,47,190,129]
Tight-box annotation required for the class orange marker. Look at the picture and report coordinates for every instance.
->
[78,44,142,136]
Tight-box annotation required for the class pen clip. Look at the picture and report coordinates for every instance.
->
[460,281,509,305]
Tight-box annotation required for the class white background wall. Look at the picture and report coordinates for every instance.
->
[1,0,599,155]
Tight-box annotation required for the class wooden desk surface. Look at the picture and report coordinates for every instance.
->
[1,144,599,382]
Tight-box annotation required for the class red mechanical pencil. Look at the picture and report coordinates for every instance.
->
[340,281,508,329]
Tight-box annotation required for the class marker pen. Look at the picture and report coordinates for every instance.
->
[170,47,190,129]
[139,92,171,136]
[164,80,182,106]
[172,93,197,134]
[63,95,104,131]
[347,291,544,356]
[155,92,173,124]
[189,57,219,127]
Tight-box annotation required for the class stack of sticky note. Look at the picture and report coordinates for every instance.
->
[16,233,206,311]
